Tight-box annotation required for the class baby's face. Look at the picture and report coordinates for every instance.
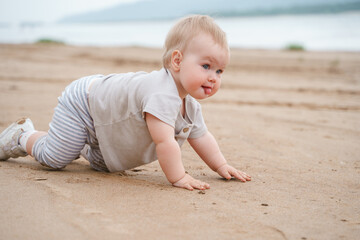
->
[177,33,229,100]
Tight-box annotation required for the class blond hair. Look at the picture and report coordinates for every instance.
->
[162,15,229,68]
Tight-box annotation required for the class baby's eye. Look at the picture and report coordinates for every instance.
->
[216,69,223,74]
[202,64,210,70]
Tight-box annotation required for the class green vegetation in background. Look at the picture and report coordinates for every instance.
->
[285,43,305,51]
[36,38,65,44]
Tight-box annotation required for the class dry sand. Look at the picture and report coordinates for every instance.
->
[0,43,359,240]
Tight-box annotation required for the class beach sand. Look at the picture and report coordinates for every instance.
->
[0,43,359,239]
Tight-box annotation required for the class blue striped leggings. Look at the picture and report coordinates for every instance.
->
[32,76,109,172]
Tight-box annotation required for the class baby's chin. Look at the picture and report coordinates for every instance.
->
[189,91,216,100]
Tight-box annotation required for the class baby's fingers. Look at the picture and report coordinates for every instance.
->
[184,183,194,191]
[173,181,194,191]
[221,171,232,180]
[232,170,251,182]
[191,180,210,190]
[172,174,210,191]
[217,167,232,180]
[242,172,251,181]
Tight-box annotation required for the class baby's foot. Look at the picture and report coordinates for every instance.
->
[0,118,34,160]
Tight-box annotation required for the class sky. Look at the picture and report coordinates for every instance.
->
[0,0,139,23]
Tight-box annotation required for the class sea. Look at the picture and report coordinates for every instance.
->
[1,13,360,52]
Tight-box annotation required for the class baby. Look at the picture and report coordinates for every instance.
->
[0,15,251,190]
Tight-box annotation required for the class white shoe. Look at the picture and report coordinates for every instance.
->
[0,118,35,160]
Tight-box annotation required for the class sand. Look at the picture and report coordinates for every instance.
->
[0,43,359,240]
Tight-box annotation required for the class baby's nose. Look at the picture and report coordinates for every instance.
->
[208,74,216,83]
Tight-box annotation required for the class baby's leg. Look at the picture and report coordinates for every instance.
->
[31,103,88,169]
[81,145,108,172]
[26,131,47,154]
[30,76,94,169]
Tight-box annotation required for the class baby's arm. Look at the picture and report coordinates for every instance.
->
[188,131,251,182]
[145,113,210,190]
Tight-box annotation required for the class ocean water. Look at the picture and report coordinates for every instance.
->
[1,13,360,51]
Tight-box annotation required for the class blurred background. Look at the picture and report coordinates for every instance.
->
[0,0,360,51]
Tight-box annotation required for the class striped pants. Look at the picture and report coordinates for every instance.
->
[32,75,109,172]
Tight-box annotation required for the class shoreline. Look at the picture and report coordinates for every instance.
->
[2,42,360,53]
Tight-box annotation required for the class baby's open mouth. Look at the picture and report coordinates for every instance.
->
[202,86,212,95]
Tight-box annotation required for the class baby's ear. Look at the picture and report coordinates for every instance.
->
[171,50,182,72]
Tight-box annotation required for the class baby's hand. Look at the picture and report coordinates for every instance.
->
[216,164,251,182]
[172,174,210,191]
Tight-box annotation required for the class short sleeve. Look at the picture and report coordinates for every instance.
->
[188,101,208,139]
[142,93,182,128]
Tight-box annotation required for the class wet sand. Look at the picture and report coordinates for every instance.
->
[0,43,359,239]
